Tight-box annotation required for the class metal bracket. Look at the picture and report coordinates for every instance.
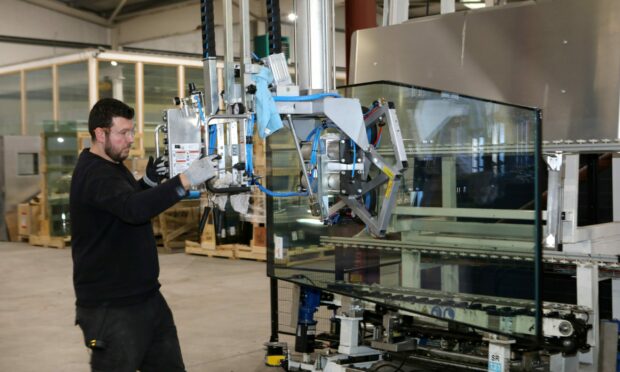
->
[545,152,565,249]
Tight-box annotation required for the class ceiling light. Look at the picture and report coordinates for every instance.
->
[110,60,118,66]
[287,13,297,21]
[57,137,64,143]
[464,3,486,9]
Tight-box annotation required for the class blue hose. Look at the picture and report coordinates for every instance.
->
[196,96,217,155]
[186,190,201,199]
[351,139,356,177]
[255,181,308,197]
[305,126,320,141]
[195,95,208,124]
[246,114,255,175]
[273,92,341,102]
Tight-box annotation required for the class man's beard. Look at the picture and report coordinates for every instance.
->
[104,136,129,162]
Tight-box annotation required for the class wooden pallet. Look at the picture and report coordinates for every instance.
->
[157,200,200,252]
[29,234,70,249]
[283,246,334,265]
[185,241,268,262]
[185,240,237,259]
[235,244,266,261]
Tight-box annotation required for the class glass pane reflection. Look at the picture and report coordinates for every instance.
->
[268,81,541,337]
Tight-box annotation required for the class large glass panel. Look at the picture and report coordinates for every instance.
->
[144,64,177,154]
[58,62,89,125]
[0,73,22,135]
[25,68,53,136]
[268,81,542,338]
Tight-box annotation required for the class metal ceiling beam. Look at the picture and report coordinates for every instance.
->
[0,34,110,49]
[108,0,128,23]
[114,0,264,23]
[114,0,199,21]
[22,0,111,27]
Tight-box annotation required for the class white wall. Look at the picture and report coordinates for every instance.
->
[0,0,349,68]
[0,0,109,66]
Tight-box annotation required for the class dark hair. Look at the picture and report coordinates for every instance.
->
[88,98,135,140]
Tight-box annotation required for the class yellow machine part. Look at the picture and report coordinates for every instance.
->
[265,354,285,367]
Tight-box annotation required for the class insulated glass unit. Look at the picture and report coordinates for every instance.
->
[267,81,542,338]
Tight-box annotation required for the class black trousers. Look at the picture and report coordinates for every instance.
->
[75,291,186,372]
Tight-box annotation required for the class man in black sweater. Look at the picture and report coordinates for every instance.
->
[71,98,217,371]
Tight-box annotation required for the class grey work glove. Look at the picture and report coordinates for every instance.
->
[183,154,219,186]
[143,156,168,188]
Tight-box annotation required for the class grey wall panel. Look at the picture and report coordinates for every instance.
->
[1,135,41,211]
[350,0,620,141]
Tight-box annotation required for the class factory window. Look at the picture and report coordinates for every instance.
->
[58,62,89,125]
[98,61,136,110]
[25,68,53,136]
[0,73,21,135]
[17,153,38,176]
[143,64,177,154]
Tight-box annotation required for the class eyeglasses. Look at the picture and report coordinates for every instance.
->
[103,127,135,139]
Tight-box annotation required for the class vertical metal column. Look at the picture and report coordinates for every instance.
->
[561,154,579,245]
[613,157,620,324]
[345,0,376,84]
[200,0,219,115]
[295,0,335,92]
[135,62,144,155]
[382,0,409,26]
[177,65,185,98]
[545,153,564,249]
[239,0,252,96]
[265,0,282,345]
[441,156,459,292]
[88,57,98,109]
[223,0,235,107]
[577,263,599,370]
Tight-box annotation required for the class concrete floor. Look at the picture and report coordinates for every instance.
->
[0,242,276,372]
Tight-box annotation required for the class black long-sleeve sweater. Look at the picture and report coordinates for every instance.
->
[70,149,187,307]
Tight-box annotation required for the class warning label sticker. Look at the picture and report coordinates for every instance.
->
[171,143,201,176]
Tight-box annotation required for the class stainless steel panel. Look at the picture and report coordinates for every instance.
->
[165,109,202,178]
[350,0,620,141]
[0,135,41,240]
